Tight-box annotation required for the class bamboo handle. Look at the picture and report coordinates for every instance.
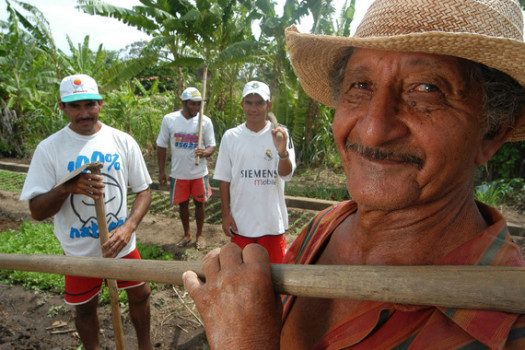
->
[1,254,524,314]
[89,163,126,350]
[195,65,208,166]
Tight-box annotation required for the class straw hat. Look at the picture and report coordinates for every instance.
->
[285,0,525,141]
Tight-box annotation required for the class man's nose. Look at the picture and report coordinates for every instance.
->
[356,89,409,147]
[78,106,92,117]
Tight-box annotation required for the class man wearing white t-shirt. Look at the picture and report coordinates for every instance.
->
[156,87,216,250]
[20,74,153,349]
[214,81,296,263]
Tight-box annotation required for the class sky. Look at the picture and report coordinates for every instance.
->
[0,0,374,54]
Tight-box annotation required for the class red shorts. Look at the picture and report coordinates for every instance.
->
[64,248,144,305]
[231,234,287,264]
[170,176,211,204]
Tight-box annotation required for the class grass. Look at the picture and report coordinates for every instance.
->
[0,170,26,193]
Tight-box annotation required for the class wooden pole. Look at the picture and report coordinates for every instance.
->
[195,65,208,166]
[89,163,126,350]
[1,253,524,314]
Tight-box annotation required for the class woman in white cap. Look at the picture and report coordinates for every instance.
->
[183,0,525,348]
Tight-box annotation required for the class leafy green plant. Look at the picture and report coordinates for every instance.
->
[0,170,26,192]
[473,178,524,207]
[474,183,505,207]
[0,221,64,292]
[47,305,68,318]
[136,242,174,261]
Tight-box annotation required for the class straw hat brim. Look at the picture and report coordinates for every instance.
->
[285,26,525,142]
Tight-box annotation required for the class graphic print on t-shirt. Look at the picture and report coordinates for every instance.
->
[66,153,126,239]
[173,132,199,150]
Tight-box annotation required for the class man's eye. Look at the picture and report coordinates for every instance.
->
[351,82,370,90]
[414,83,440,93]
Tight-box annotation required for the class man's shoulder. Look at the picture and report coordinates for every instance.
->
[37,126,70,146]
[224,123,245,136]
[202,114,214,124]
[163,111,181,119]
[101,123,130,137]
[100,123,139,146]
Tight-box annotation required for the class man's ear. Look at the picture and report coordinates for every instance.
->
[475,108,525,165]
[59,102,65,111]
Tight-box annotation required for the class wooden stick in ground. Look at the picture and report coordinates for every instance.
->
[1,253,524,314]
[195,64,208,166]
[86,162,126,350]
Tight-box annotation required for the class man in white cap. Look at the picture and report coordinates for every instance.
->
[183,0,525,348]
[213,81,296,263]
[156,87,216,250]
[20,74,153,349]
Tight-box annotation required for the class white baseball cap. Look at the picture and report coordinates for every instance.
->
[60,74,102,103]
[181,87,203,101]
[242,81,270,101]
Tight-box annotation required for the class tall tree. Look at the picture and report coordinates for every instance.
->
[77,0,262,113]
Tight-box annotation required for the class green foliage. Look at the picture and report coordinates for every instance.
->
[474,178,525,208]
[483,142,525,180]
[136,242,174,261]
[0,170,26,192]
[300,106,341,168]
[0,221,64,292]
[101,78,174,152]
[286,168,350,201]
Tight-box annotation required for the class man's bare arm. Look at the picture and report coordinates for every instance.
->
[219,181,236,237]
[29,173,104,221]
[157,146,168,186]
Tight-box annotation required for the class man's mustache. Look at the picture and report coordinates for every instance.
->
[345,143,424,170]
[78,117,96,122]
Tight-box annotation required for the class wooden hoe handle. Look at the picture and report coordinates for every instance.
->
[0,254,524,314]
[86,162,126,350]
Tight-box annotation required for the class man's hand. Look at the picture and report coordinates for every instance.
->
[101,188,151,258]
[64,173,105,199]
[101,224,132,258]
[221,214,237,238]
[194,148,208,158]
[159,172,167,186]
[271,126,288,157]
[183,243,282,350]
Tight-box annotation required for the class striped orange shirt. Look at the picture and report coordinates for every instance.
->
[282,201,525,349]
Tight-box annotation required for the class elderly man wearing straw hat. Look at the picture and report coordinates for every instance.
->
[183,0,525,348]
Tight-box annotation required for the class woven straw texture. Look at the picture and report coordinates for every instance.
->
[285,0,525,142]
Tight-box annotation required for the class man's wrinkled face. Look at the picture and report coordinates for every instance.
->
[333,48,487,211]
[60,99,102,135]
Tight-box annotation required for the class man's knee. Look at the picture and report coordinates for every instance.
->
[127,283,151,305]
[75,296,99,319]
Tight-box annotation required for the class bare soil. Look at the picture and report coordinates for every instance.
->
[0,166,524,349]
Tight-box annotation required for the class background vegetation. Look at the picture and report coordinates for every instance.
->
[1,0,524,192]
